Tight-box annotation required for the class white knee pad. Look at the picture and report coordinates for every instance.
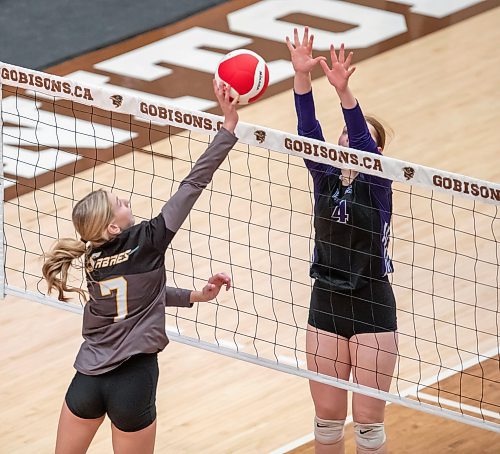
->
[354,422,386,450]
[314,416,345,445]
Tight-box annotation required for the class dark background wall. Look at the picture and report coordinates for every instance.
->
[0,0,228,69]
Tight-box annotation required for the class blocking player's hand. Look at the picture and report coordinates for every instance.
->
[319,42,356,93]
[285,26,326,75]
[213,79,239,134]
[198,272,232,302]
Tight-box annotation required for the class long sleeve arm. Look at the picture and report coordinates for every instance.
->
[342,101,391,189]
[165,286,192,307]
[162,127,238,233]
[294,90,337,182]
[342,101,379,155]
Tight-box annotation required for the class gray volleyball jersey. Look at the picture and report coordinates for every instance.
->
[74,127,237,375]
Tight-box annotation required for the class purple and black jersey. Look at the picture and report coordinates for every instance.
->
[74,127,238,375]
[295,90,393,290]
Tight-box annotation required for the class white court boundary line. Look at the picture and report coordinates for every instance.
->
[269,345,500,453]
[416,393,499,421]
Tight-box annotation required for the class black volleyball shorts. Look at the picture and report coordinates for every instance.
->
[308,277,397,339]
[65,353,159,432]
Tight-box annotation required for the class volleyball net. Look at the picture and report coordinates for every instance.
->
[1,63,498,432]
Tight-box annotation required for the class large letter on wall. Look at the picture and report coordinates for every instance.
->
[391,0,485,18]
[94,27,293,86]
[228,0,407,50]
[94,28,252,81]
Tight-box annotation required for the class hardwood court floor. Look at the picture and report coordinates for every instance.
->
[289,357,500,454]
[1,6,499,454]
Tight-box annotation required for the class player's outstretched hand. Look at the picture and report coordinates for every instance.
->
[319,43,356,93]
[213,79,239,134]
[285,26,326,75]
[198,272,231,302]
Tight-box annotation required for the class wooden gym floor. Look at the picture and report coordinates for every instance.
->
[0,3,499,453]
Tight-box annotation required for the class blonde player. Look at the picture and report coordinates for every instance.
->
[42,81,238,454]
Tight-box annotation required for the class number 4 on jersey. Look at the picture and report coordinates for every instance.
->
[331,200,349,223]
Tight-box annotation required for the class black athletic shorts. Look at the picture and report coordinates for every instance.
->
[308,277,397,339]
[65,353,159,432]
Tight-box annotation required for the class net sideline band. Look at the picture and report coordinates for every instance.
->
[1,67,94,101]
[432,174,500,201]
[139,101,222,131]
[284,137,384,172]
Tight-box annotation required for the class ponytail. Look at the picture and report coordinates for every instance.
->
[42,238,88,302]
[42,188,114,301]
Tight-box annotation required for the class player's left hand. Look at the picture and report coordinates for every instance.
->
[199,272,231,301]
[320,43,356,92]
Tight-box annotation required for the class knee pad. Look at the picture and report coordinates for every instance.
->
[354,422,386,450]
[314,416,345,445]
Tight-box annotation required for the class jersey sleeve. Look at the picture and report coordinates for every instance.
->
[342,101,379,154]
[294,90,339,189]
[148,127,238,253]
[162,127,237,232]
[165,286,192,307]
[342,101,391,189]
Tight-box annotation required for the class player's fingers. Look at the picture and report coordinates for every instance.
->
[348,66,357,77]
[319,59,330,74]
[313,56,327,65]
[285,36,294,52]
[213,79,224,101]
[339,43,345,64]
[308,34,314,52]
[220,272,232,287]
[224,83,231,102]
[231,93,240,106]
[345,51,354,69]
[302,26,309,47]
[330,44,338,64]
[211,272,228,282]
[293,27,300,47]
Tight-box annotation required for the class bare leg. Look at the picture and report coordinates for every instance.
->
[55,401,105,454]
[111,420,157,454]
[307,324,351,454]
[349,332,398,454]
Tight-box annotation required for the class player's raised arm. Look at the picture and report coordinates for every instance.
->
[286,27,335,182]
[286,26,325,95]
[319,42,357,108]
[160,81,239,236]
[320,43,384,158]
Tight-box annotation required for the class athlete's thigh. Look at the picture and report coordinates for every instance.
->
[349,332,398,422]
[55,401,105,454]
[349,331,398,389]
[111,419,157,454]
[307,324,351,376]
[307,324,351,419]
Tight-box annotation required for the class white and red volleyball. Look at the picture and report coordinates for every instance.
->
[215,49,269,105]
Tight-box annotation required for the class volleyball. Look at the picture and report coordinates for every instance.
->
[215,49,269,105]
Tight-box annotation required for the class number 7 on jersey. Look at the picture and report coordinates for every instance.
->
[99,277,129,322]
